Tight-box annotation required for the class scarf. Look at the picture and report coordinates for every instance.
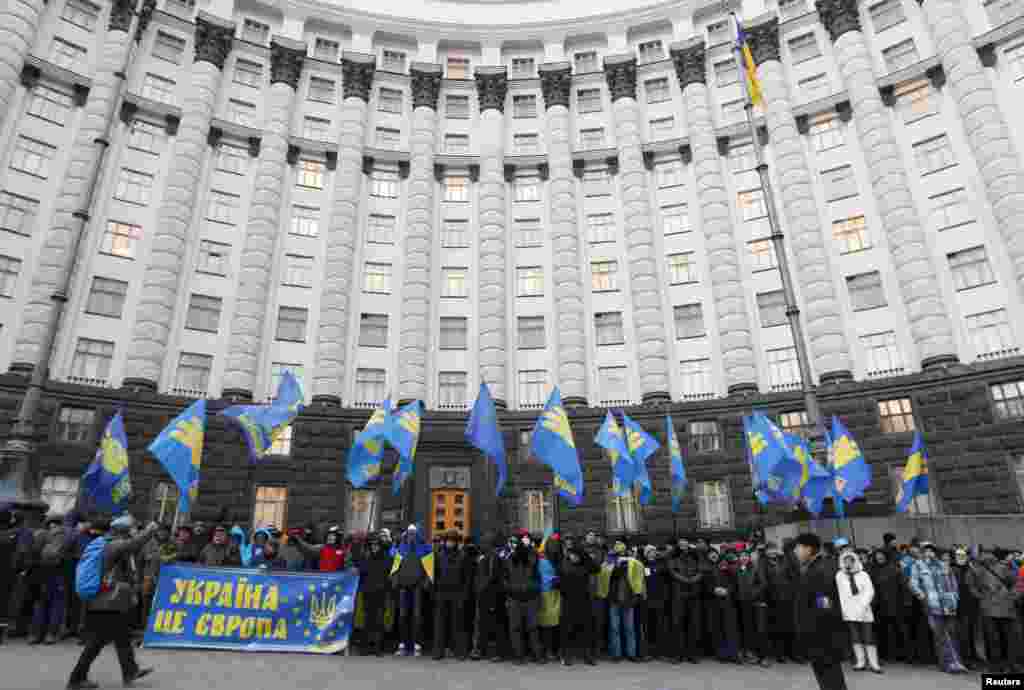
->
[847,571,859,596]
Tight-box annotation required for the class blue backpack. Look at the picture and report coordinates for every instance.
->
[75,537,108,601]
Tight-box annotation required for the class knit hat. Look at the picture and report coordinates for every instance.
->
[833,537,849,548]
[111,514,135,532]
[795,533,822,550]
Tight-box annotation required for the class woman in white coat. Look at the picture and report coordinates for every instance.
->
[836,548,882,673]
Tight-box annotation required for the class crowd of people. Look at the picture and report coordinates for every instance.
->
[2,504,1024,688]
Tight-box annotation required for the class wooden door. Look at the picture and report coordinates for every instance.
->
[431,489,470,539]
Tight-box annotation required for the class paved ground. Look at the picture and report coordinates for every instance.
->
[0,641,983,690]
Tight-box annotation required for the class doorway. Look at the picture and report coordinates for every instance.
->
[431,489,470,539]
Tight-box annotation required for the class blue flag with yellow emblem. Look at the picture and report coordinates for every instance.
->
[622,413,658,506]
[148,399,206,514]
[666,415,687,513]
[221,370,305,463]
[896,431,929,513]
[782,432,831,517]
[744,412,803,505]
[595,411,633,498]
[388,400,423,496]
[530,387,584,506]
[81,409,132,515]
[346,397,393,488]
[465,383,507,497]
[829,416,871,503]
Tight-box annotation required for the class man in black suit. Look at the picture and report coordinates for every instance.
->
[793,533,847,690]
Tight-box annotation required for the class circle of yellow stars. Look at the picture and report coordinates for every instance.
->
[291,581,348,644]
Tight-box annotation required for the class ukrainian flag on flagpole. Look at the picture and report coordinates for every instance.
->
[734,14,763,107]
[221,370,305,463]
[666,415,688,513]
[388,400,424,496]
[81,409,132,515]
[346,397,393,488]
[744,412,803,505]
[530,387,584,506]
[830,416,871,502]
[148,399,206,514]
[465,383,507,497]
[896,431,930,513]
[622,413,658,506]
[595,411,633,498]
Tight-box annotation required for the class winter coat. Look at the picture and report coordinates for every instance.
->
[762,555,796,605]
[294,538,349,572]
[871,557,913,617]
[951,562,980,621]
[474,549,505,597]
[358,546,395,594]
[735,562,767,603]
[584,544,606,598]
[967,557,1021,620]
[433,547,467,600]
[88,527,157,612]
[560,550,599,611]
[794,553,846,663]
[1016,564,1024,595]
[605,556,646,608]
[503,547,541,602]
[667,550,703,600]
[199,542,241,568]
[836,550,874,623]
[707,561,736,601]
[644,557,670,603]
[909,557,959,616]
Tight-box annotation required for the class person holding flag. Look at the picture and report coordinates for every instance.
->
[81,409,132,516]
[147,399,206,516]
[530,388,583,506]
[346,396,393,488]
[896,431,930,513]
[465,382,507,497]
[622,413,658,506]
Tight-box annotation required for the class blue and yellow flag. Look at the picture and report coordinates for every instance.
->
[666,415,687,513]
[346,397,393,488]
[81,410,132,515]
[830,416,871,502]
[595,411,633,498]
[388,400,423,496]
[744,412,803,505]
[530,387,584,506]
[148,399,206,514]
[783,432,831,517]
[465,383,507,497]
[622,413,658,506]
[734,15,763,106]
[896,431,930,513]
[221,370,305,463]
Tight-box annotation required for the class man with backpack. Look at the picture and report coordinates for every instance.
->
[67,516,159,690]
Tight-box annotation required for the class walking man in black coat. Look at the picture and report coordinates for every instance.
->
[794,533,848,690]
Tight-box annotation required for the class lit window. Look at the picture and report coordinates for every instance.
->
[515,217,542,247]
[882,39,919,72]
[441,266,469,297]
[128,120,164,154]
[445,134,469,154]
[896,79,938,122]
[517,266,544,296]
[607,488,642,533]
[175,352,212,393]
[0,255,21,297]
[520,489,554,535]
[185,294,222,332]
[275,306,308,342]
[226,99,255,126]
[196,240,229,275]
[355,368,387,405]
[661,203,690,235]
[378,88,402,114]
[41,476,81,517]
[823,165,857,201]
[216,143,249,175]
[0,192,38,236]
[914,134,955,174]
[689,421,721,454]
[767,346,801,390]
[444,175,469,202]
[517,316,545,349]
[514,175,540,202]
[729,140,756,172]
[206,190,239,224]
[447,57,470,79]
[513,94,537,118]
[861,330,904,376]
[809,115,844,151]
[56,408,95,443]
[583,168,611,196]
[832,216,870,254]
[847,271,886,310]
[313,37,339,62]
[101,221,141,258]
[363,262,391,293]
[870,0,905,32]
[114,168,153,205]
[61,0,99,29]
[347,489,379,535]
[367,214,396,244]
[440,317,468,350]
[757,290,787,328]
[645,77,669,103]
[929,188,972,230]
[574,51,598,73]
[282,254,314,287]
[967,309,1015,359]
[70,338,114,383]
[241,18,269,43]
[667,252,697,284]
[51,38,86,70]
[656,160,684,188]
[233,59,263,88]
[307,76,336,104]
[376,127,401,149]
[680,359,713,398]
[446,95,469,119]
[788,32,821,63]
[595,312,624,346]
[878,398,915,433]
[674,303,705,339]
[141,73,175,104]
[371,169,399,198]
[587,213,615,244]
[27,84,73,125]
[591,260,618,291]
[514,133,539,154]
[290,205,319,237]
[738,187,769,237]
[511,57,535,78]
[638,39,664,63]
[382,50,406,72]
[579,127,605,149]
[650,116,675,139]
[779,410,811,438]
[714,59,738,86]
[358,313,389,347]
[302,116,330,141]
[992,380,1024,421]
[253,487,288,530]
[85,276,127,318]
[948,246,995,290]
[577,88,602,114]
[518,369,547,407]
[297,159,324,189]
[749,238,778,271]
[10,136,56,178]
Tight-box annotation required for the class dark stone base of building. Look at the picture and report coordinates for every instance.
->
[2,357,1024,541]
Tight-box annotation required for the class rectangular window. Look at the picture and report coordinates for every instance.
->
[598,365,629,404]
[515,217,542,247]
[514,175,540,202]
[0,192,38,236]
[358,313,388,347]
[590,259,618,291]
[377,87,402,114]
[164,0,195,16]
[520,489,554,535]
[882,39,920,72]
[757,290,787,328]
[253,486,288,530]
[439,317,468,350]
[444,133,469,154]
[376,127,401,148]
[518,369,547,407]
[861,330,904,376]
[441,266,469,297]
[438,371,468,407]
[233,59,263,88]
[296,159,324,189]
[707,19,731,41]
[128,119,164,154]
[302,116,330,142]
[738,187,769,237]
[645,77,669,103]
[367,214,396,244]
[789,32,821,63]
[656,160,684,188]
[197,239,229,275]
[114,168,153,205]
[674,303,705,339]
[185,294,222,332]
[371,169,399,198]
[10,136,56,178]
[282,254,314,287]
[878,398,915,433]
[689,421,722,454]
[62,0,99,29]
[896,79,939,122]
[206,190,239,224]
[798,72,830,99]
[638,39,664,63]
[313,37,339,62]
[290,204,319,237]
[649,116,674,139]
[444,175,469,202]
[929,187,972,230]
[749,238,778,271]
[0,255,20,297]
[594,312,624,346]
[714,58,738,86]
[363,262,391,293]
[1008,42,1024,81]
[41,476,81,514]
[680,359,713,398]
[56,408,95,443]
[729,139,756,173]
[513,133,539,154]
[577,88,602,114]
[832,216,870,254]
[587,213,615,244]
[767,346,801,389]
[583,168,611,197]
[226,99,255,127]
[216,143,249,175]
[85,276,128,318]
[175,352,212,393]
[27,84,73,125]
[948,246,995,290]
[667,252,697,284]
[967,309,1015,359]
[607,488,642,534]
[241,18,269,44]
[446,57,470,79]
[70,338,114,382]
[346,488,378,535]
[51,38,86,70]
[823,165,857,201]
[810,115,843,151]
[517,316,545,349]
[721,99,744,123]
[513,94,537,118]
[574,51,598,73]
[779,0,808,20]
[517,266,543,296]
[914,134,955,174]
[101,221,141,258]
[870,0,905,32]
[446,94,469,119]
[307,76,336,104]
[510,57,535,78]
[992,380,1024,421]
[356,368,386,405]
[847,271,886,310]
[275,306,308,342]
[661,203,690,235]
[441,218,469,247]
[579,127,605,149]
[141,73,175,104]
[382,50,406,73]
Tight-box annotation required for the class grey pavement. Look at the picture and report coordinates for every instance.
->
[0,642,980,690]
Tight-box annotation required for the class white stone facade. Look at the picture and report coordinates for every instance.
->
[1,0,1023,409]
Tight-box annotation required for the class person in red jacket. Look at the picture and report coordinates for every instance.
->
[294,526,349,572]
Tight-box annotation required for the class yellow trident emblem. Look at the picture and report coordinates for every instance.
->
[309,591,338,631]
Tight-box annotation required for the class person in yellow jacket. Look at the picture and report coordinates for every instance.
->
[601,540,646,661]
[536,534,562,662]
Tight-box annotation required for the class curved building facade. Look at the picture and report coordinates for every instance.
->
[2,0,1024,539]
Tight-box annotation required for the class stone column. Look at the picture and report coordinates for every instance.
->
[0,0,44,132]
[815,0,957,369]
[540,63,588,407]
[670,41,758,394]
[475,67,509,407]
[747,20,853,384]
[312,53,374,405]
[917,0,1024,298]
[396,64,441,405]
[123,13,234,390]
[603,55,671,405]
[12,0,139,372]
[221,38,304,400]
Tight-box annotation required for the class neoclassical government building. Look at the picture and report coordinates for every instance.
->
[1,0,1023,541]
